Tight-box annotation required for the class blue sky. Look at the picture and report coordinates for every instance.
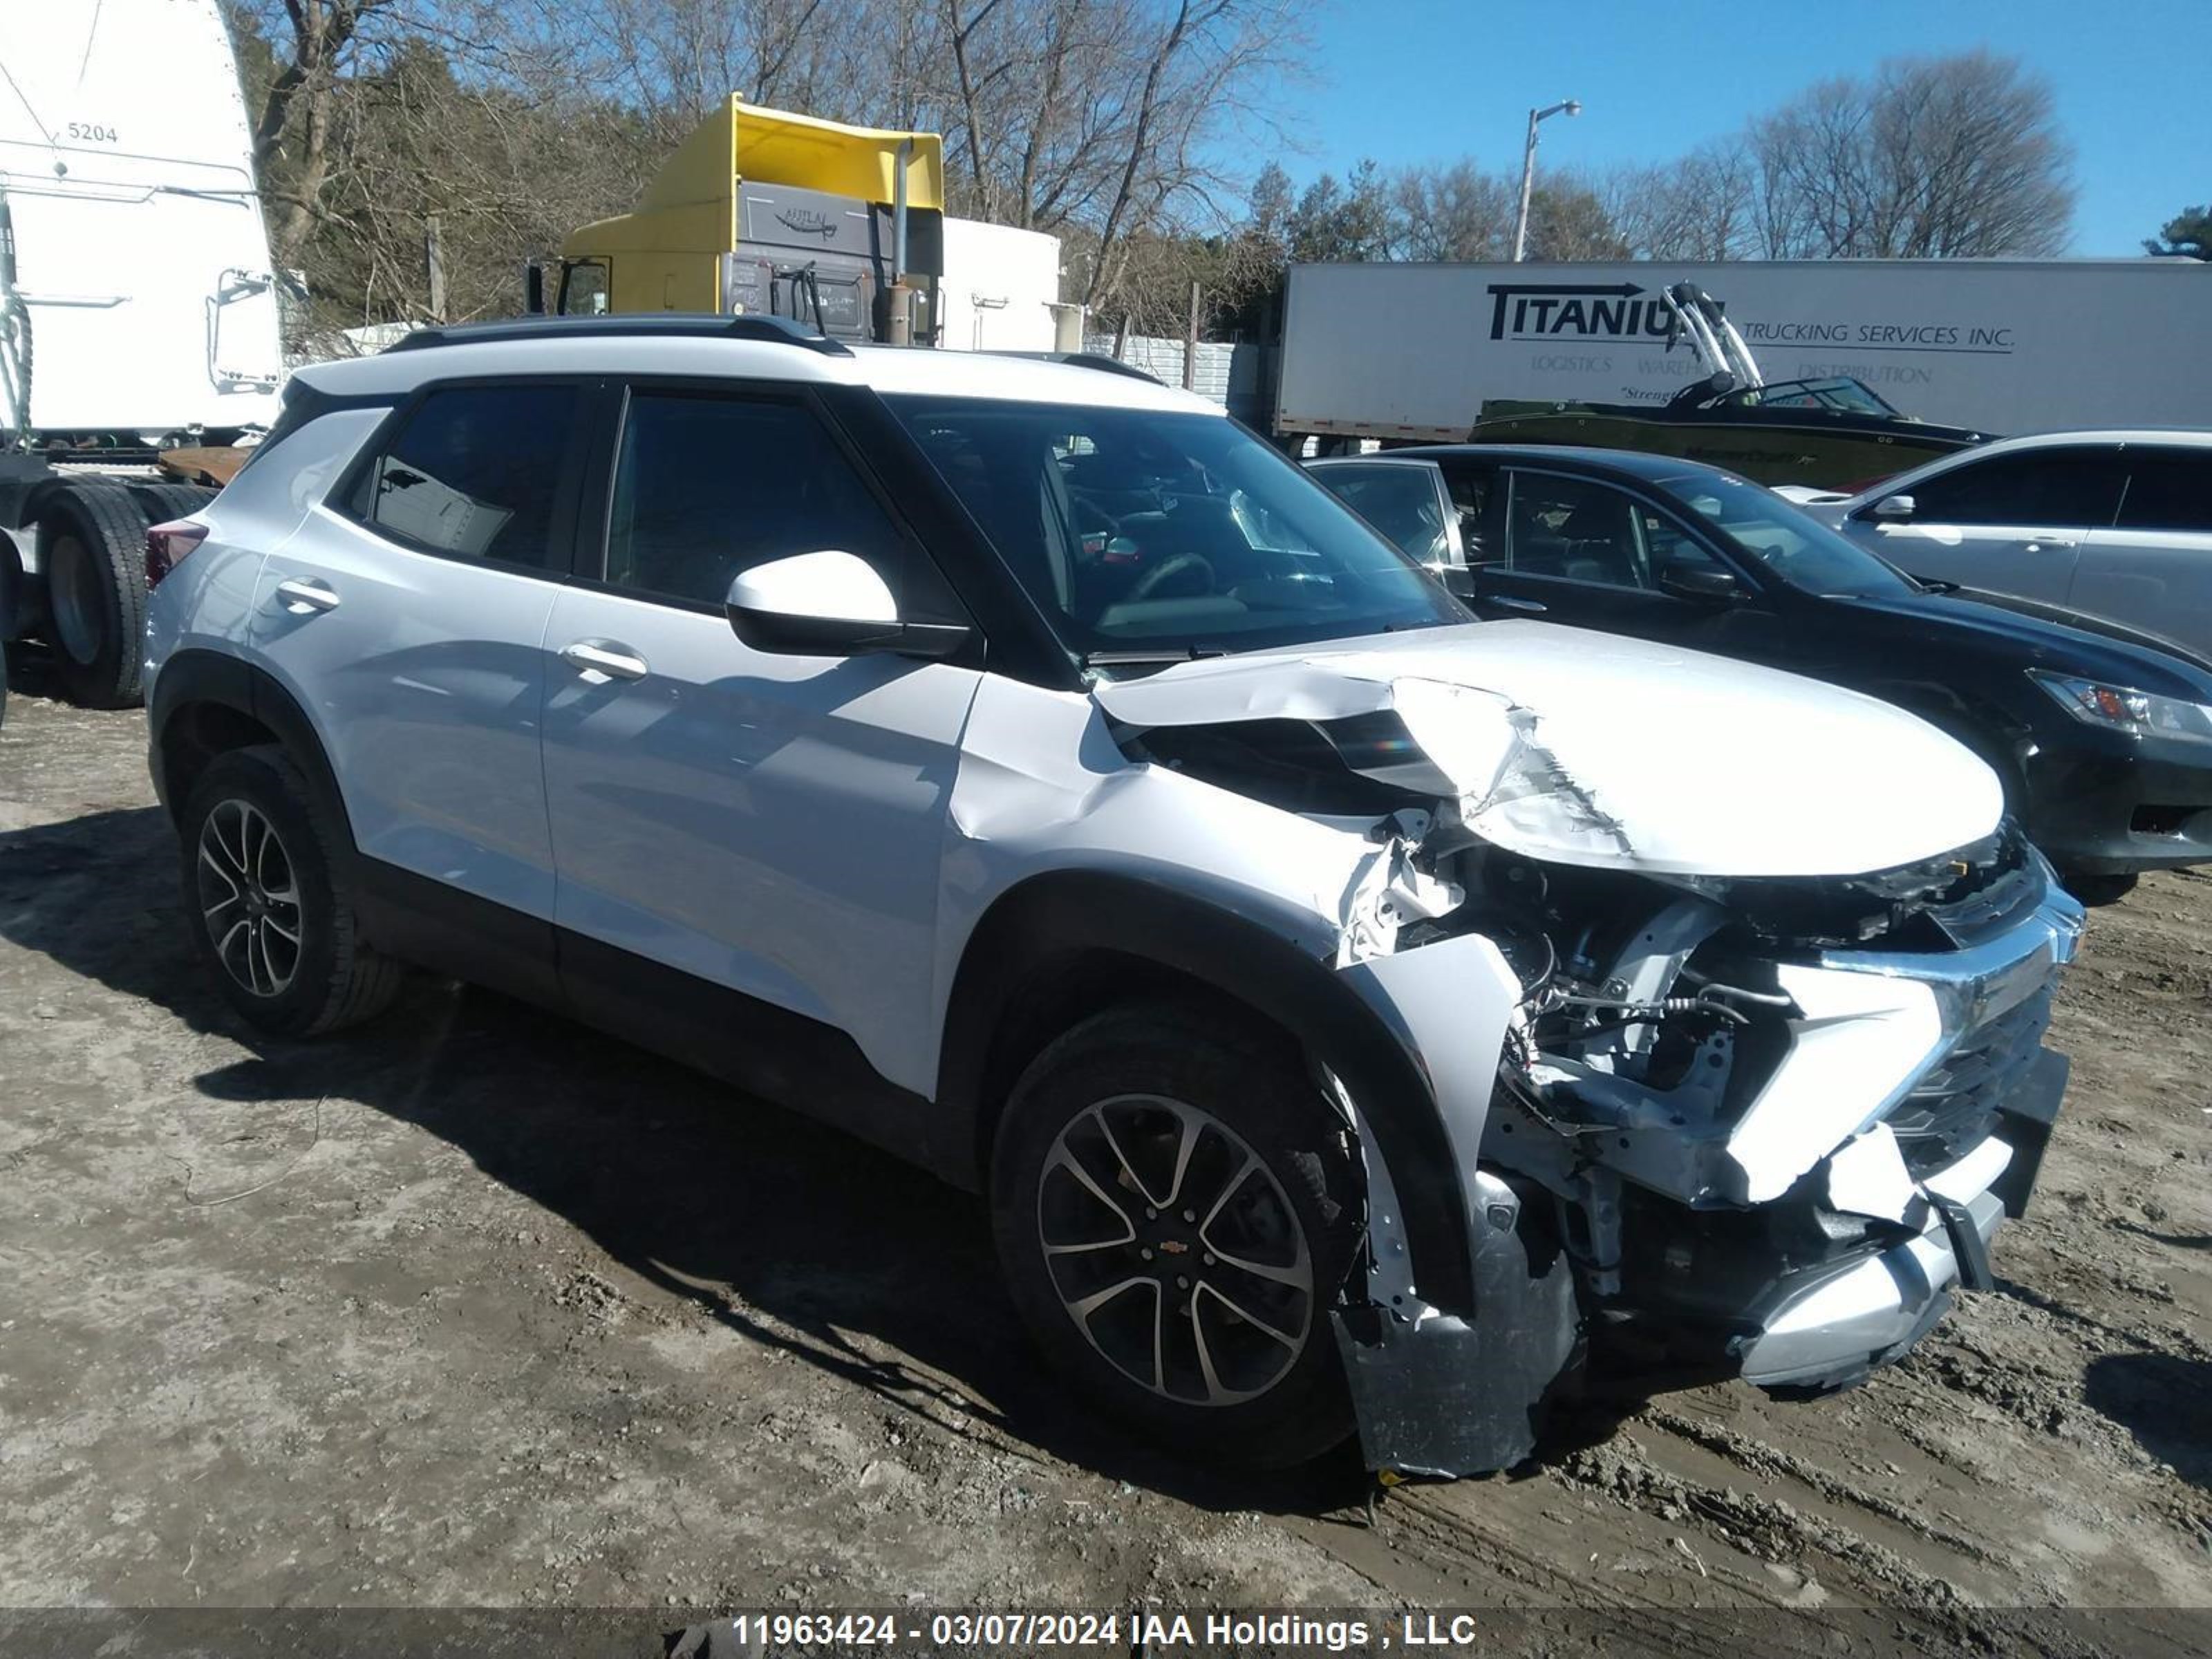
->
[1266,0,2208,256]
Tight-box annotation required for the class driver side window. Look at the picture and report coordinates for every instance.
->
[1635,508,1728,585]
[603,391,925,611]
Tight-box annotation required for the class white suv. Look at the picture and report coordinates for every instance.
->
[144,316,2083,1479]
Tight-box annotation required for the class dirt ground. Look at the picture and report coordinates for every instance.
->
[1,671,2208,1649]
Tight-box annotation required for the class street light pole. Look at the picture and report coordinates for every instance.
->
[1511,97,1582,263]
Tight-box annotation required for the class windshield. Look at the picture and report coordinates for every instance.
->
[884,396,1465,664]
[1659,471,1918,598]
[1728,377,1897,416]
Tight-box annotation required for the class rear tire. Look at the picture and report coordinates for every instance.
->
[990,1003,1360,1468]
[179,746,406,1036]
[39,484,149,709]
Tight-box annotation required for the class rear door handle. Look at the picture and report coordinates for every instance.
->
[2023,538,2077,552]
[274,577,340,614]
[559,639,649,682]
[1488,594,1548,614]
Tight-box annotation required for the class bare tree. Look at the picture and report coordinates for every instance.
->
[1387,161,1513,261]
[912,0,1306,313]
[1602,143,1756,261]
[543,0,859,142]
[1749,51,2074,257]
[231,0,411,268]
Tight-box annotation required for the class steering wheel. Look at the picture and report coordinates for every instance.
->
[1129,552,1215,602]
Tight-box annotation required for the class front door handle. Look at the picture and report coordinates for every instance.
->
[559,639,649,682]
[2023,538,2078,553]
[1489,594,1548,614]
[274,577,340,614]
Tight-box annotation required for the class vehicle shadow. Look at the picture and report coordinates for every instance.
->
[2083,1353,2212,1490]
[0,803,1374,1517]
[2110,1220,2211,1252]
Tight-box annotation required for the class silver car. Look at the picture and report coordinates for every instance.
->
[1795,431,2212,656]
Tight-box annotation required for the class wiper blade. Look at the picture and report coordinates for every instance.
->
[1080,645,1231,667]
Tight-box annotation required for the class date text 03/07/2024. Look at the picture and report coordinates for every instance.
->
[700,1611,1518,1651]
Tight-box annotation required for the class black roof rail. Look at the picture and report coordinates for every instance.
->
[384,312,854,357]
[984,350,1163,386]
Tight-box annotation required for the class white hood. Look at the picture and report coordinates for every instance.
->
[1091,621,2003,878]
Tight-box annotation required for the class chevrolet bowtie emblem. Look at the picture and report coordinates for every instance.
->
[1158,1239,1190,1255]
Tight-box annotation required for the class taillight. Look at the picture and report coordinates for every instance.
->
[145,519,209,588]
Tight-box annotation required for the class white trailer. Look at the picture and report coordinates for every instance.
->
[2,0,283,709]
[1275,258,2212,447]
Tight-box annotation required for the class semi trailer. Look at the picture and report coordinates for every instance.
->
[1276,258,2212,482]
[1,0,279,709]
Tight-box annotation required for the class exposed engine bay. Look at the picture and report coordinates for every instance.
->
[1096,641,2081,1477]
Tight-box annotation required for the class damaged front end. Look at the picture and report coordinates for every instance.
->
[1096,638,2081,1479]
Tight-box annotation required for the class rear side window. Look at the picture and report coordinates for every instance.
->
[1897,449,2126,527]
[2116,451,2212,533]
[1503,471,1649,589]
[348,383,577,568]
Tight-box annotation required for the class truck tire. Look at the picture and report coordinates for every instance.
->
[990,1003,1360,1469]
[134,482,218,523]
[1,529,39,641]
[39,483,150,709]
[178,745,407,1037]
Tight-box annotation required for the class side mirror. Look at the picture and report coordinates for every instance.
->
[1872,493,1915,520]
[1658,562,1743,601]
[725,551,971,659]
[521,259,546,316]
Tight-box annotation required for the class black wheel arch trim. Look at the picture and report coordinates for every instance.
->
[150,649,356,865]
[937,869,1481,1318]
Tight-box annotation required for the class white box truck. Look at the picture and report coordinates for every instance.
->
[938,216,1070,353]
[2,0,284,709]
[1275,258,2212,451]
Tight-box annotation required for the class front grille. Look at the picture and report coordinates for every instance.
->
[1722,819,2038,950]
[1886,985,2053,1179]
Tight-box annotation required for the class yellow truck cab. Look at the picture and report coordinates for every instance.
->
[554,100,946,345]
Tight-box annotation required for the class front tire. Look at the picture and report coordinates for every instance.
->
[179,746,406,1036]
[991,1004,1360,1468]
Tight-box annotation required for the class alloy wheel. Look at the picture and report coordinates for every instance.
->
[196,799,304,997]
[1036,1094,1314,1406]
